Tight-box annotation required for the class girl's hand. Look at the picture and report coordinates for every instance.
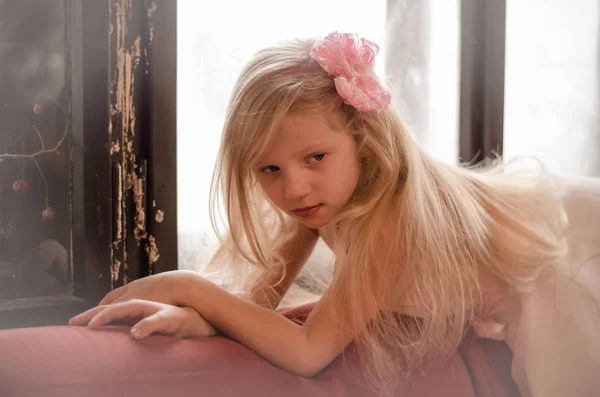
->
[98,270,200,307]
[69,299,217,339]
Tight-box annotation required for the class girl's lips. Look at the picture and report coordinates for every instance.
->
[292,204,322,218]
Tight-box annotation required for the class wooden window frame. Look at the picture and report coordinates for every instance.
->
[0,0,177,329]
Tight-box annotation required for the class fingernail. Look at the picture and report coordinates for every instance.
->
[131,328,142,338]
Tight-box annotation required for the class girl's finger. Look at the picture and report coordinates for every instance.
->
[87,301,157,329]
[69,306,108,326]
[99,286,128,305]
[130,312,173,339]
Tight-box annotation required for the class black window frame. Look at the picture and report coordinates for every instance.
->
[459,0,506,164]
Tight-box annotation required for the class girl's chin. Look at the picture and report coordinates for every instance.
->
[298,219,330,229]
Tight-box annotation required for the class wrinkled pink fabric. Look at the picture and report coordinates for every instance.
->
[0,303,519,397]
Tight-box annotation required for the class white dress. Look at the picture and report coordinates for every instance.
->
[498,175,600,397]
[317,173,600,396]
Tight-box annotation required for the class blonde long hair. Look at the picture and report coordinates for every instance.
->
[207,38,568,391]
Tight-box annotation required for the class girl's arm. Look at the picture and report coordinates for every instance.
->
[248,224,319,309]
[74,223,342,376]
[185,223,347,377]
[183,274,353,378]
[72,273,346,377]
[81,275,350,377]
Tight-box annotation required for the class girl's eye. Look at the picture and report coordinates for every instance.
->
[260,165,280,173]
[308,153,326,163]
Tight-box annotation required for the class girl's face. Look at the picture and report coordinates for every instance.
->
[254,111,361,229]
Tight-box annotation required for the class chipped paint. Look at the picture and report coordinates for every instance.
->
[145,0,156,73]
[145,1,157,19]
[111,259,121,284]
[109,0,160,286]
[110,140,121,155]
[132,170,147,240]
[145,234,160,269]
[115,165,123,241]
[155,209,164,223]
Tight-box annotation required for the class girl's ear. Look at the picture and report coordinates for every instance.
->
[470,315,507,342]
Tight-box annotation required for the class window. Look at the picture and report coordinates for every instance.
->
[386,0,461,165]
[0,0,72,301]
[503,0,600,176]
[0,0,177,329]
[0,0,112,328]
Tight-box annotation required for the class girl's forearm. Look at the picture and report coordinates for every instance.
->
[180,272,318,377]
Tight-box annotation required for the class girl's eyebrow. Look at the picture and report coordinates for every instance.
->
[291,141,332,157]
[257,142,333,167]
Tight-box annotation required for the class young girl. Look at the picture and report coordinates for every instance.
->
[70,32,600,396]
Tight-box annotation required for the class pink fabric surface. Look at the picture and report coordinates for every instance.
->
[460,335,521,397]
[0,304,517,397]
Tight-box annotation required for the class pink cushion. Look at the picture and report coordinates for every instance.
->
[460,336,521,397]
[0,304,519,397]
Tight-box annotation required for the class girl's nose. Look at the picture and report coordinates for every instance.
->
[282,171,311,201]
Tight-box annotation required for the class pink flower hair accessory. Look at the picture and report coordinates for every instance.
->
[310,31,391,112]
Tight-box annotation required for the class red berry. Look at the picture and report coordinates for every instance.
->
[12,179,29,192]
[33,102,43,115]
[42,207,55,221]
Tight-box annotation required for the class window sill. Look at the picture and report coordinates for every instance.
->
[0,295,94,330]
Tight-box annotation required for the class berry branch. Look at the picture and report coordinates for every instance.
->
[0,94,69,221]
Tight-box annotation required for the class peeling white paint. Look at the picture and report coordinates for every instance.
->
[108,0,161,285]
[155,209,164,223]
[132,170,147,240]
[110,140,121,155]
[146,234,160,265]
[111,259,121,284]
